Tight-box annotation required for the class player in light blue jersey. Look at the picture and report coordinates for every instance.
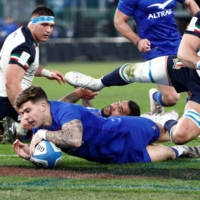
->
[13,86,200,165]
[114,0,199,113]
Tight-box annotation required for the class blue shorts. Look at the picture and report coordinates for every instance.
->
[0,97,19,121]
[167,55,200,104]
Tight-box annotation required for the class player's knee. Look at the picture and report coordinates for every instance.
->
[171,126,189,145]
[163,93,180,106]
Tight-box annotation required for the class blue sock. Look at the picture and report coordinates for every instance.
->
[153,92,165,106]
[164,120,178,133]
[170,147,179,158]
[101,67,129,87]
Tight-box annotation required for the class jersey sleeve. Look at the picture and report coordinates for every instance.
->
[117,0,137,17]
[184,11,200,38]
[55,103,82,127]
[9,44,35,71]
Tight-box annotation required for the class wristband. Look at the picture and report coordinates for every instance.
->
[41,68,54,77]
[197,61,200,69]
[37,129,47,140]
[136,39,142,47]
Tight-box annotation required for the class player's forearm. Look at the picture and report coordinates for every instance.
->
[178,51,199,69]
[81,98,93,107]
[177,36,200,69]
[35,66,43,76]
[59,91,80,103]
[114,10,140,45]
[115,22,139,45]
[45,119,83,148]
[184,0,199,16]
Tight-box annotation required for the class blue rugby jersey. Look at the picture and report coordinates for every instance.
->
[33,101,160,164]
[117,0,185,60]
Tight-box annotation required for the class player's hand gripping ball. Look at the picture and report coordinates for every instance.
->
[30,140,62,168]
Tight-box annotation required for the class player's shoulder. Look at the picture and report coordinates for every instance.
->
[184,11,200,36]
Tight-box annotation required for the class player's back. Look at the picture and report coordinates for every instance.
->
[42,101,158,164]
[58,104,152,163]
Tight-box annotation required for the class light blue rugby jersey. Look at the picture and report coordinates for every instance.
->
[33,101,160,164]
[117,0,185,60]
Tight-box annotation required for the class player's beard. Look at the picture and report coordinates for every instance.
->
[101,106,111,117]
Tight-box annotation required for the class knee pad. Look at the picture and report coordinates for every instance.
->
[183,109,200,128]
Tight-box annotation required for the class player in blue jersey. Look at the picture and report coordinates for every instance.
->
[12,86,200,165]
[0,6,65,141]
[64,11,200,145]
[114,0,199,113]
[59,88,141,117]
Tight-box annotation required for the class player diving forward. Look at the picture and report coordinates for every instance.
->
[13,86,200,165]
[65,11,200,145]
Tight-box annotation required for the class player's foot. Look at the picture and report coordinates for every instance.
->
[65,71,104,91]
[180,146,200,157]
[141,110,178,126]
[149,88,164,114]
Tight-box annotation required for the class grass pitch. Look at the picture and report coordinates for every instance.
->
[0,61,200,200]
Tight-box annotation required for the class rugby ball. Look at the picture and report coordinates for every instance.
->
[30,140,62,168]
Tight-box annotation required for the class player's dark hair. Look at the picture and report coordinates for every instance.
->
[127,100,140,116]
[15,86,48,108]
[31,6,55,17]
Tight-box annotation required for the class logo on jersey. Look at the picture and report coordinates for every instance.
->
[152,125,157,130]
[186,17,200,34]
[147,0,173,19]
[172,58,184,70]
[11,52,30,69]
[148,0,173,9]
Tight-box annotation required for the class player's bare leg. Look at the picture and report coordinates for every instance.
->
[170,101,200,144]
[146,144,178,162]
[157,84,180,106]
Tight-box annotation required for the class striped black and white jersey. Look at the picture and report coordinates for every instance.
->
[0,26,39,97]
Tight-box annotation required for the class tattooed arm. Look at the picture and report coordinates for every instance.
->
[81,98,93,107]
[29,119,83,155]
[59,88,99,104]
[46,119,83,148]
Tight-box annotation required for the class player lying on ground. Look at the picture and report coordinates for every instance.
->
[13,86,200,165]
[59,87,141,117]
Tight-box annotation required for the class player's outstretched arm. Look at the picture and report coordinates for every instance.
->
[35,67,66,84]
[29,119,83,156]
[13,139,30,159]
[59,88,99,103]
[114,8,151,53]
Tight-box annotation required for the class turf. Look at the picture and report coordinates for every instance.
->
[0,61,200,200]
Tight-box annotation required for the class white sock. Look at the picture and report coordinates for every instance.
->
[171,146,186,157]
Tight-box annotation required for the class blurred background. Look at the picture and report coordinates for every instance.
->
[0,0,199,62]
